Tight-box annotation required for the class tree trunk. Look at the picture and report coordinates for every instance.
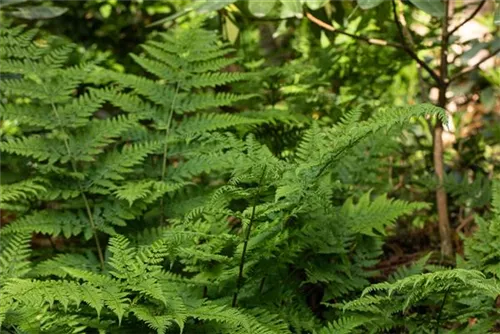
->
[435,0,453,259]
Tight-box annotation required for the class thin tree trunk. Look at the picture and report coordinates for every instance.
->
[435,0,453,259]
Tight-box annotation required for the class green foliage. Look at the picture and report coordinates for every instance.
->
[1,6,498,333]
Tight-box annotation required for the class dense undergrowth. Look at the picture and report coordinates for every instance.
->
[1,1,499,333]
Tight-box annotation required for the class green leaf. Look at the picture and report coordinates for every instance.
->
[357,0,384,10]
[147,0,236,27]
[305,0,326,10]
[8,6,67,19]
[197,0,236,13]
[248,0,276,17]
[280,0,302,18]
[99,4,112,19]
[0,0,27,9]
[408,0,444,17]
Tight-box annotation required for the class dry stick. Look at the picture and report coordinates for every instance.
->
[448,0,487,37]
[305,12,442,85]
[435,0,454,259]
[232,166,267,308]
[449,47,500,83]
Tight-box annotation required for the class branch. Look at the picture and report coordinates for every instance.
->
[448,0,486,37]
[391,0,407,47]
[449,47,500,82]
[306,12,403,48]
[306,11,442,84]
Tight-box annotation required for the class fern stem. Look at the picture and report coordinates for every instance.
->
[80,192,106,269]
[160,83,180,225]
[45,97,105,270]
[435,286,451,333]
[232,166,267,307]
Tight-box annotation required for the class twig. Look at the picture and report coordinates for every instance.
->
[448,0,486,37]
[449,47,500,83]
[306,12,403,48]
[392,0,407,48]
[306,12,442,84]
[456,215,474,233]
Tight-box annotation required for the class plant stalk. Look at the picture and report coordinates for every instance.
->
[232,166,267,307]
[160,83,180,225]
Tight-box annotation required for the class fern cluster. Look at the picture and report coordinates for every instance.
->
[1,22,498,334]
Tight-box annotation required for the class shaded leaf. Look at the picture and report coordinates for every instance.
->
[147,0,236,27]
[358,0,384,10]
[9,6,68,19]
[409,0,444,17]
[198,0,236,13]
[0,0,27,9]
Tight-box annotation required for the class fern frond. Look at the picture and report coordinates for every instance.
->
[0,233,32,281]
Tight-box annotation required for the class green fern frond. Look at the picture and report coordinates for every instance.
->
[0,233,32,281]
[0,177,48,203]
[1,210,93,239]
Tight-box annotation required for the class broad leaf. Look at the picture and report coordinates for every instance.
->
[9,6,67,19]
[148,0,236,27]
[409,0,444,17]
[358,0,384,10]
[248,0,276,17]
[0,0,27,9]
[280,0,302,18]
[197,0,236,13]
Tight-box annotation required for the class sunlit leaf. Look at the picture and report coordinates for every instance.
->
[99,4,112,19]
[409,0,444,17]
[280,0,302,18]
[248,0,276,17]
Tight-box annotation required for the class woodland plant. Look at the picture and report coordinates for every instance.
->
[1,3,500,334]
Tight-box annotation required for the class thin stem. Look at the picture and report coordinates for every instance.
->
[306,12,442,85]
[232,166,267,308]
[160,83,180,225]
[392,0,406,47]
[44,96,105,270]
[435,286,451,333]
[306,11,404,49]
[259,276,266,294]
[447,0,486,37]
[449,47,500,83]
